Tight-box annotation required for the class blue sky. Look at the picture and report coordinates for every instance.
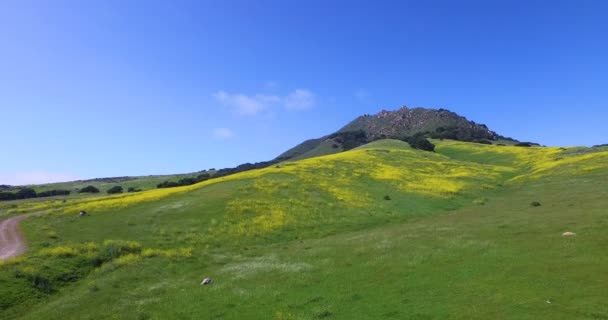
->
[1,0,607,185]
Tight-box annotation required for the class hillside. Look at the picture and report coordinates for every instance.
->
[278,106,516,161]
[1,140,608,319]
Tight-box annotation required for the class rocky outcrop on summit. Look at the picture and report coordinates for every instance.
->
[338,106,497,141]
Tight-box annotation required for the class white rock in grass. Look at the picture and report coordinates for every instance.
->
[201,278,213,285]
[562,232,576,237]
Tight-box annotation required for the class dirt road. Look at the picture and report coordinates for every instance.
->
[0,215,27,260]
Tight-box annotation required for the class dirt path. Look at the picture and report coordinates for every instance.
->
[0,215,27,260]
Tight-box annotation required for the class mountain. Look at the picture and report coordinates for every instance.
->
[277,106,516,161]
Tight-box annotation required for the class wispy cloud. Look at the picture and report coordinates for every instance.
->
[212,127,235,139]
[0,171,81,186]
[213,88,316,115]
[285,89,316,110]
[213,91,280,115]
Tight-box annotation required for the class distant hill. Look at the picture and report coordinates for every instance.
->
[277,106,518,161]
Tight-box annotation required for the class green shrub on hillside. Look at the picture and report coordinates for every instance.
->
[79,186,100,194]
[37,189,71,198]
[328,130,368,151]
[0,192,17,201]
[15,188,37,199]
[403,135,435,152]
[515,142,540,147]
[157,181,180,188]
[106,186,123,194]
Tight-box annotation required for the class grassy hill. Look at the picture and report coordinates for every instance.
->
[1,140,607,319]
[30,174,201,194]
[0,172,211,207]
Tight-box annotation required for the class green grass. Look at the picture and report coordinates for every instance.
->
[289,138,344,161]
[1,140,607,319]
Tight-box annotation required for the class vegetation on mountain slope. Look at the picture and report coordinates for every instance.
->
[278,106,519,162]
[1,140,607,319]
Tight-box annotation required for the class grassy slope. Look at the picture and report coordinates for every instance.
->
[1,140,608,319]
[31,173,199,193]
[289,139,344,162]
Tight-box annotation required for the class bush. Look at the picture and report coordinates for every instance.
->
[404,135,435,152]
[157,181,180,188]
[127,187,141,193]
[327,130,368,151]
[196,173,211,181]
[15,188,37,199]
[383,195,391,200]
[79,186,100,193]
[177,178,197,186]
[530,201,542,207]
[106,186,123,194]
[37,189,71,198]
[515,142,540,147]
[0,192,16,201]
[157,176,203,189]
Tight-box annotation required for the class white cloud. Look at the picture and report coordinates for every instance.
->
[212,127,235,139]
[213,90,280,115]
[0,171,81,186]
[213,88,316,115]
[285,89,316,110]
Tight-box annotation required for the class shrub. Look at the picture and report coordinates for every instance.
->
[515,142,540,147]
[327,130,368,151]
[196,173,211,181]
[15,267,54,294]
[0,192,16,201]
[404,135,435,152]
[106,186,123,194]
[37,189,71,198]
[157,181,180,188]
[79,186,100,193]
[177,178,197,186]
[127,187,142,193]
[530,201,542,207]
[15,188,37,199]
[383,195,391,200]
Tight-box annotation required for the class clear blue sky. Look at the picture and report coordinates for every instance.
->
[1,0,607,185]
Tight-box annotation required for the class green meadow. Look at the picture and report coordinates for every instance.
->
[1,139,607,319]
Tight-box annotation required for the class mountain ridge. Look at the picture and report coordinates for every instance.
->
[277,106,517,161]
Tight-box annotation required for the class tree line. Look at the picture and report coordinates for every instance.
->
[0,188,71,201]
